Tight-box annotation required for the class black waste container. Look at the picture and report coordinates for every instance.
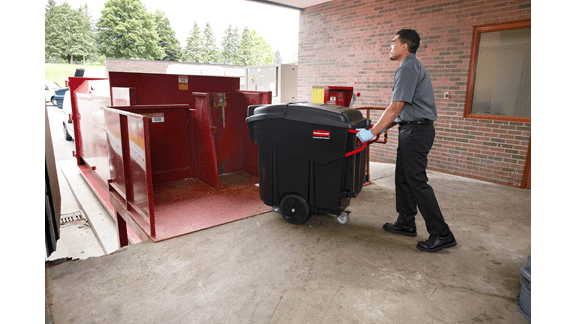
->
[246,102,373,225]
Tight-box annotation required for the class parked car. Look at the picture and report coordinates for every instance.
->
[45,81,62,106]
[54,88,69,109]
[62,90,74,141]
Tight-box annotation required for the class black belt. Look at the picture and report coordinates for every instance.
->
[398,120,434,126]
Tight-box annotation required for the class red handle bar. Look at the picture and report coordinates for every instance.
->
[345,128,380,157]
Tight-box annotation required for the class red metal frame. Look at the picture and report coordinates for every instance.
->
[104,107,156,237]
[68,72,272,247]
[103,95,271,244]
[353,107,389,183]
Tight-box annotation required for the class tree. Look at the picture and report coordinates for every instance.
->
[274,50,282,64]
[153,10,181,61]
[238,28,274,66]
[220,25,240,65]
[203,23,219,64]
[96,0,163,60]
[183,22,203,63]
[45,0,97,64]
[74,4,98,64]
[254,34,274,65]
[238,28,257,66]
[45,0,61,62]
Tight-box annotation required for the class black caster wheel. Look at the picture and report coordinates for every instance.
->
[280,194,310,225]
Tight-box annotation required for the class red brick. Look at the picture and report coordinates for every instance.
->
[299,0,531,187]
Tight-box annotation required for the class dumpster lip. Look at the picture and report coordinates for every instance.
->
[101,104,190,114]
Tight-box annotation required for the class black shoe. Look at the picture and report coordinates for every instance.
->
[417,233,457,252]
[382,222,417,237]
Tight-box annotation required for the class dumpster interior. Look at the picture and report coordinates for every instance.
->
[69,72,272,244]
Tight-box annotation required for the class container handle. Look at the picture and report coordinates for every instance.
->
[346,128,380,157]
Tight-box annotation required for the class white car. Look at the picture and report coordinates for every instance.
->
[45,81,62,106]
[62,91,74,141]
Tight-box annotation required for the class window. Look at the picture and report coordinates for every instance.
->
[465,20,531,122]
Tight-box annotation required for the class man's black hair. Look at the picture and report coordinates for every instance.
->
[396,29,420,54]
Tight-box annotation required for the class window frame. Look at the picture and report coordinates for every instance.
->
[464,19,531,123]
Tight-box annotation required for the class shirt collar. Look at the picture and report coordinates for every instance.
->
[400,54,416,68]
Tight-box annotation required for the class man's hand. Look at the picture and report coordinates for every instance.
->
[356,129,374,143]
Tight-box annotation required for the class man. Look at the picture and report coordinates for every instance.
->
[356,29,456,252]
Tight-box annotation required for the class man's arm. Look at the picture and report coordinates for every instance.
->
[370,101,404,136]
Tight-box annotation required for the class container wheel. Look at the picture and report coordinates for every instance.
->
[337,211,350,225]
[280,194,310,225]
[51,96,57,106]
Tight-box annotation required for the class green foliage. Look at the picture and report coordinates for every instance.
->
[45,63,105,88]
[220,25,240,65]
[46,0,280,66]
[203,23,219,64]
[98,55,107,65]
[183,22,203,63]
[45,0,97,64]
[184,23,274,66]
[154,10,181,61]
[45,0,60,62]
[274,50,282,64]
[96,0,163,60]
[239,28,274,66]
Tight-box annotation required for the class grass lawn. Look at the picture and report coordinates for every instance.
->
[45,63,105,88]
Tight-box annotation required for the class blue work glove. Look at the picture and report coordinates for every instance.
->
[356,128,375,143]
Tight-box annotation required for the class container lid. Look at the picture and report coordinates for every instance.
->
[246,102,369,129]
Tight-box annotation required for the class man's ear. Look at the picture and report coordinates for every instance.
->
[402,42,409,53]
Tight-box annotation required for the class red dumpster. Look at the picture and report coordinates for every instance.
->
[69,72,272,246]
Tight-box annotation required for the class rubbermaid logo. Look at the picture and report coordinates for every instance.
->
[313,130,330,139]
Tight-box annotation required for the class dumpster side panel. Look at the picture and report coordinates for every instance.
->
[210,92,240,175]
[108,72,239,106]
[105,110,127,196]
[68,77,107,166]
[192,94,220,189]
[74,80,112,184]
[128,107,195,184]
[111,87,132,106]
[104,107,156,238]
[127,114,154,233]
[209,92,265,177]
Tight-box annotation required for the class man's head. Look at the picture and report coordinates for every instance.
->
[389,29,420,61]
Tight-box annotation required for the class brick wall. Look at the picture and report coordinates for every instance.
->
[298,0,531,187]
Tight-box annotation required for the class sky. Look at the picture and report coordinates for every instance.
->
[57,0,301,61]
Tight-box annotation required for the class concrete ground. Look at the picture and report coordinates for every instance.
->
[46,163,106,262]
[45,162,530,323]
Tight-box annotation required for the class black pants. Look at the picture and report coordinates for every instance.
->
[395,124,451,236]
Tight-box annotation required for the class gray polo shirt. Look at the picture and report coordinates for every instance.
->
[392,54,437,123]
